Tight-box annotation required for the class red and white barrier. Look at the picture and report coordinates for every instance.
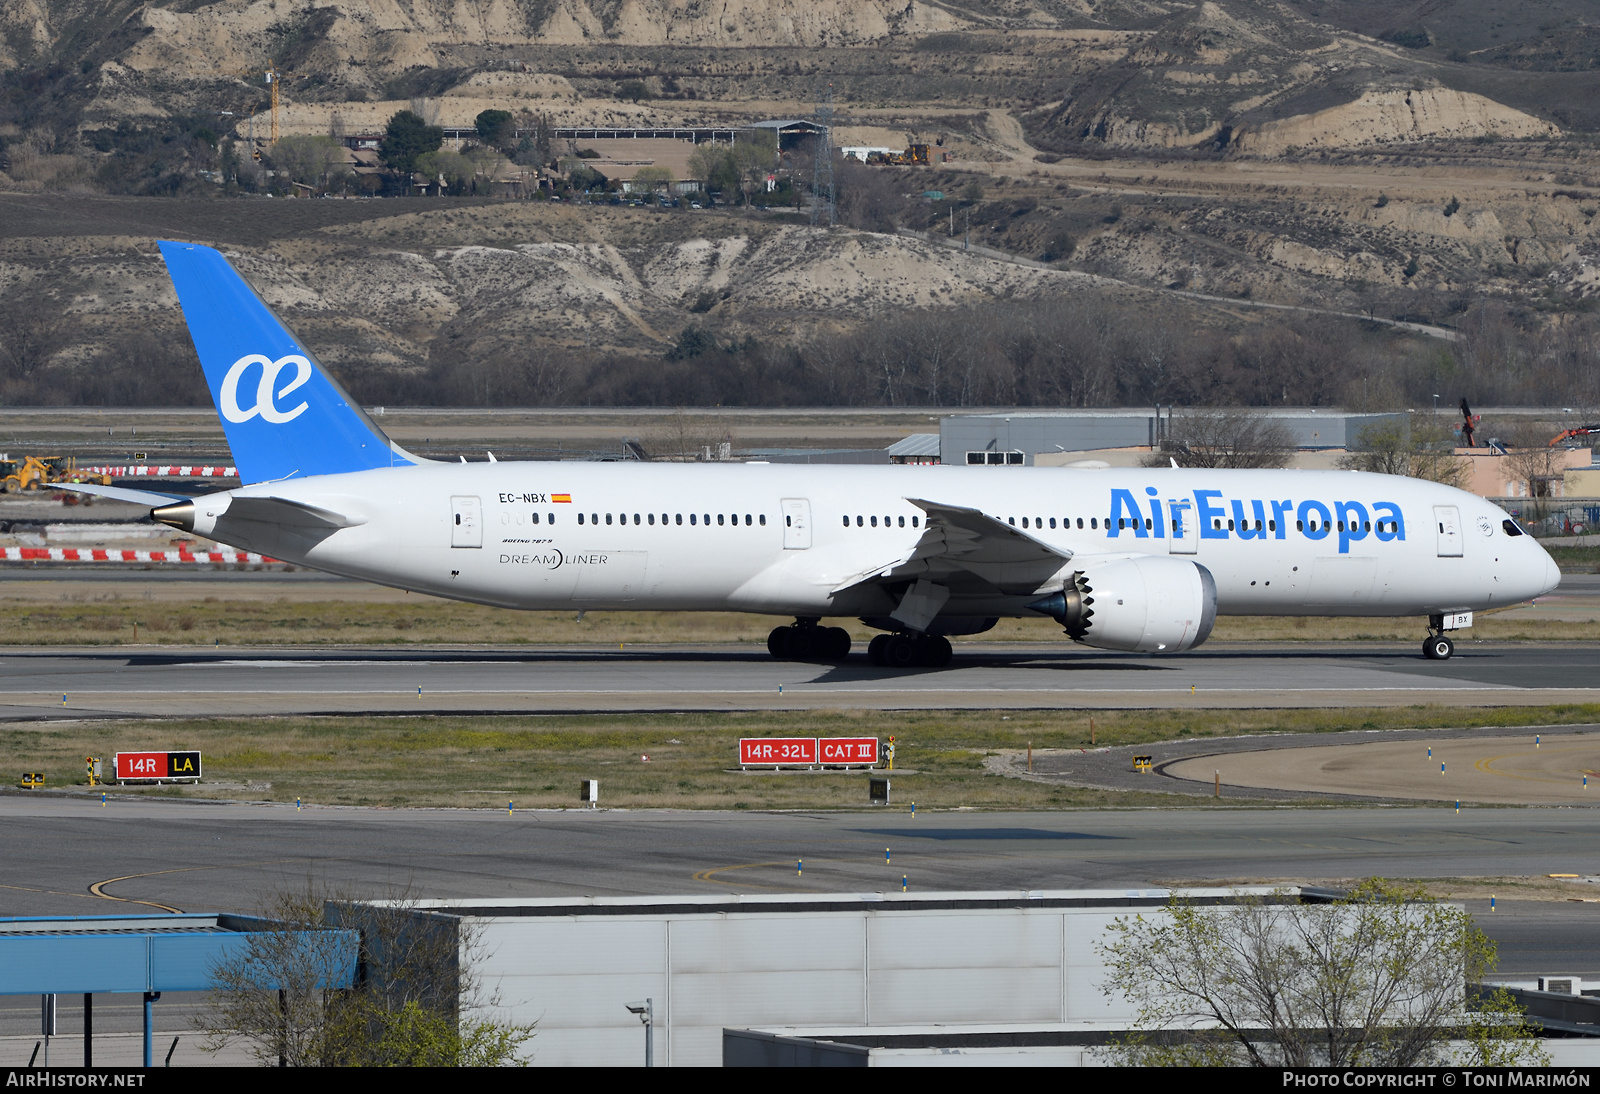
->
[0,546,276,564]
[80,466,238,478]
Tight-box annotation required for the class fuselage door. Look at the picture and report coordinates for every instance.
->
[1434,505,1463,558]
[781,498,812,550]
[451,495,482,548]
[1168,500,1197,555]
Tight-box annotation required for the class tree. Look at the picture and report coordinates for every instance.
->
[689,143,738,196]
[0,293,72,381]
[380,110,444,175]
[1500,420,1564,501]
[475,109,514,150]
[270,135,347,191]
[630,165,675,194]
[617,79,650,103]
[1339,417,1470,488]
[1097,881,1546,1067]
[199,885,533,1067]
[1143,409,1294,469]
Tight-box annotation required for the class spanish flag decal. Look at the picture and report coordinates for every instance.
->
[552,494,572,503]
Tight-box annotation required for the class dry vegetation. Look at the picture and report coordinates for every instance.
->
[0,594,1587,647]
[11,703,1600,809]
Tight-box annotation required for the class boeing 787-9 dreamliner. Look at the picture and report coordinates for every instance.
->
[65,242,1561,670]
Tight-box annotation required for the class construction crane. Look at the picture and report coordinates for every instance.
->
[1549,424,1600,447]
[221,62,310,150]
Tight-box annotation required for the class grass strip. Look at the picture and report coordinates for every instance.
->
[8,704,1599,811]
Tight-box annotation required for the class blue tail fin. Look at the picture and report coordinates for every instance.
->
[159,241,417,484]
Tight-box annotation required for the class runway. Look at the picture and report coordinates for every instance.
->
[1,796,1596,977]
[1,640,1596,716]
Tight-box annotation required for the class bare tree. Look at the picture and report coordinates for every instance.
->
[199,885,532,1067]
[0,293,72,381]
[1144,409,1294,469]
[1098,880,1545,1067]
[1500,420,1565,501]
[1338,416,1470,488]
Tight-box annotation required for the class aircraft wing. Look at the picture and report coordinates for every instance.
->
[832,497,1073,597]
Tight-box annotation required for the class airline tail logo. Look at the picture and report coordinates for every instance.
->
[221,354,313,424]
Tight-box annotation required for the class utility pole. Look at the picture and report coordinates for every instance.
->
[810,84,835,227]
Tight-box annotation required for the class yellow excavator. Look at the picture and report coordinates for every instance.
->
[0,455,112,493]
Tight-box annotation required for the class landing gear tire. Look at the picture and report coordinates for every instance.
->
[868,634,890,666]
[770,624,852,661]
[1424,635,1455,661]
[883,633,919,669]
[916,634,953,668]
[822,626,852,660]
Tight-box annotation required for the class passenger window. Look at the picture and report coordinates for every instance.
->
[857,516,863,527]
[703,514,710,526]
[532,513,540,525]
[1297,520,1304,531]
[718,514,725,526]
[912,517,919,528]
[578,513,585,525]
[648,513,655,525]
[1119,519,1126,530]
[1255,520,1262,531]
[1008,517,1015,526]
[1363,521,1370,532]
[843,515,849,527]
[759,514,766,526]
[606,513,613,525]
[1077,518,1084,529]
[1147,519,1153,531]
[870,516,877,527]
[1049,518,1056,528]
[634,514,641,525]
[898,516,905,527]
[1227,519,1234,531]
[690,514,697,525]
[1091,518,1098,529]
[1021,517,1029,528]
[548,513,555,525]
[745,514,752,525]
[676,514,683,525]
[1269,520,1276,531]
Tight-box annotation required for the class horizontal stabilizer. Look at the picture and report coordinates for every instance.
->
[51,483,193,506]
[228,496,366,530]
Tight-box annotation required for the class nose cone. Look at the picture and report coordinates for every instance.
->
[1541,549,1562,597]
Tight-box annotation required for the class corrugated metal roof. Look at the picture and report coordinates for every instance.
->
[887,433,941,457]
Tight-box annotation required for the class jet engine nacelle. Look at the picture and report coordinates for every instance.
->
[1028,555,1217,653]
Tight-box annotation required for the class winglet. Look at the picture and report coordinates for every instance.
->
[158,241,420,484]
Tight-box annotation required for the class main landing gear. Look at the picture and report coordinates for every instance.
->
[1423,614,1455,660]
[768,619,852,661]
[867,632,952,669]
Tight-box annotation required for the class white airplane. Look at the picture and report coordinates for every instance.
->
[68,242,1560,668]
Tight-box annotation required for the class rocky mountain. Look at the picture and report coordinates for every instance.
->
[2,0,1596,150]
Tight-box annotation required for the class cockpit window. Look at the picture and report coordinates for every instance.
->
[1502,519,1524,537]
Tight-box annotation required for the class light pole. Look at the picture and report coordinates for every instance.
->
[625,998,653,1066]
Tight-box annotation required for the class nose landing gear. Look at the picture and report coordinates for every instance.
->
[867,632,953,669]
[768,619,852,661]
[1423,613,1456,660]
